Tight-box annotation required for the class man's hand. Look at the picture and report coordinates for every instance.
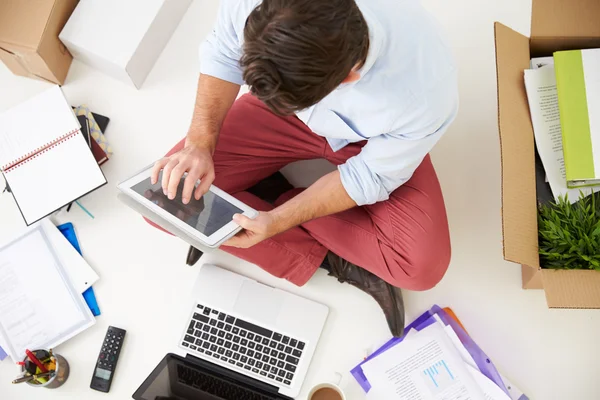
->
[224,212,282,248]
[151,143,215,204]
[225,171,357,249]
[150,74,240,204]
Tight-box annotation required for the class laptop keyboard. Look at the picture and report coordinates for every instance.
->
[181,304,306,387]
[177,363,273,400]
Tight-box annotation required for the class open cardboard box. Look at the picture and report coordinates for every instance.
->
[495,0,600,308]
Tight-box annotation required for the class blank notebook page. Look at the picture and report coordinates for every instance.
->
[0,86,106,224]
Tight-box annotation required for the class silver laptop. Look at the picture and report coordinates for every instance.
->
[178,264,329,398]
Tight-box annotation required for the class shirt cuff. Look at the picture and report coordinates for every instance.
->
[200,58,245,86]
[338,155,390,206]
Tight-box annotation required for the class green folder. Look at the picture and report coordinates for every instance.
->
[554,49,600,188]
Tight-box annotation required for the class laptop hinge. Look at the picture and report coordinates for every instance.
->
[185,353,293,400]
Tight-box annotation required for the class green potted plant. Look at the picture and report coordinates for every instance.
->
[538,192,600,270]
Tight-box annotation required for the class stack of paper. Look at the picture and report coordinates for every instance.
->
[351,306,528,400]
[0,220,99,362]
[524,60,597,203]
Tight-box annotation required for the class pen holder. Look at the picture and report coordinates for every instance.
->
[21,351,70,389]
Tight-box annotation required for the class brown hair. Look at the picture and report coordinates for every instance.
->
[241,0,370,115]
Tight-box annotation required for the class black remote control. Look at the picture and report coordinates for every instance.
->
[90,326,126,393]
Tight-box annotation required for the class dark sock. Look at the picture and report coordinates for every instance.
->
[320,253,331,272]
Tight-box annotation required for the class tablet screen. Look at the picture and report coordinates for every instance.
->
[131,174,242,236]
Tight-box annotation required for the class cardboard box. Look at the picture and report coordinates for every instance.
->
[0,0,78,84]
[59,0,191,89]
[495,0,600,308]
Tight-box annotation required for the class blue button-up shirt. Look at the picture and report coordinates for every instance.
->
[200,0,458,206]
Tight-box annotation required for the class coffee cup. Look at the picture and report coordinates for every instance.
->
[307,372,345,400]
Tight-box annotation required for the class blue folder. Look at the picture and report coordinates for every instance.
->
[57,223,101,316]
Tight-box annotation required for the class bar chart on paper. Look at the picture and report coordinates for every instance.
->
[423,360,455,391]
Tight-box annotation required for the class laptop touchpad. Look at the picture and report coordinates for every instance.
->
[233,281,282,326]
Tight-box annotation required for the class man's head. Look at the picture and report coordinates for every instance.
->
[241,0,370,115]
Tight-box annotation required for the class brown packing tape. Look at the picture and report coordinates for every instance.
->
[494,22,540,268]
[531,0,600,40]
[541,269,600,308]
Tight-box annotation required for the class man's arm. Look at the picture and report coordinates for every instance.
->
[151,74,239,203]
[186,74,240,154]
[226,170,356,248]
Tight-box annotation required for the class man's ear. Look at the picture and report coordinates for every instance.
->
[342,69,361,84]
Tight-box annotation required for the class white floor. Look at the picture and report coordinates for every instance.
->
[1,0,599,399]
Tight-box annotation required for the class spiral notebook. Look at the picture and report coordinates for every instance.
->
[0,86,107,225]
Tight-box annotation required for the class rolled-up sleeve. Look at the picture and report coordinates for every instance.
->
[199,0,248,85]
[338,93,458,206]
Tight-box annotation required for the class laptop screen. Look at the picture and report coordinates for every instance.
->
[133,354,287,400]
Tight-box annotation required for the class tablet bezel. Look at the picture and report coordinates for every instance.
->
[118,165,257,247]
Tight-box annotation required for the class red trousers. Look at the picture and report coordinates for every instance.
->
[154,94,451,290]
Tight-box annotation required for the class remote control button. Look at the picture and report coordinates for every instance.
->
[292,349,302,358]
[284,380,291,385]
[276,377,283,382]
[297,341,305,350]
[182,342,189,347]
[290,339,298,347]
[99,353,105,359]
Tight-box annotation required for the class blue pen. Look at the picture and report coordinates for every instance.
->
[75,200,94,219]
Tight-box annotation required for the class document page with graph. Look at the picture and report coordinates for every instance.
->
[362,323,485,399]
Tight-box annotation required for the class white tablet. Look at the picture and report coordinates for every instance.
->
[118,165,258,248]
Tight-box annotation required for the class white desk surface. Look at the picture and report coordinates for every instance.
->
[1,0,599,398]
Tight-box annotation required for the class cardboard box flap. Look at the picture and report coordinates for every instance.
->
[494,23,540,269]
[0,0,56,49]
[531,0,600,40]
[541,269,600,308]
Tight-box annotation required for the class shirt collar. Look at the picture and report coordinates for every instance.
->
[355,4,385,82]
[296,5,384,122]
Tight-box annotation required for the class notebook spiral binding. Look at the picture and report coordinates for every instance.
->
[2,129,80,173]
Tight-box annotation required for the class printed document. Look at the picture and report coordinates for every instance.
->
[0,225,95,361]
[361,323,485,399]
[524,67,594,203]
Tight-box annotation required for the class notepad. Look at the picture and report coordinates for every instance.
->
[0,223,95,361]
[0,86,107,225]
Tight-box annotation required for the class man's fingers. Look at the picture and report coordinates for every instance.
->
[224,231,251,248]
[151,158,169,185]
[167,164,188,200]
[232,214,255,230]
[161,159,179,195]
[194,169,214,200]
[181,169,201,204]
